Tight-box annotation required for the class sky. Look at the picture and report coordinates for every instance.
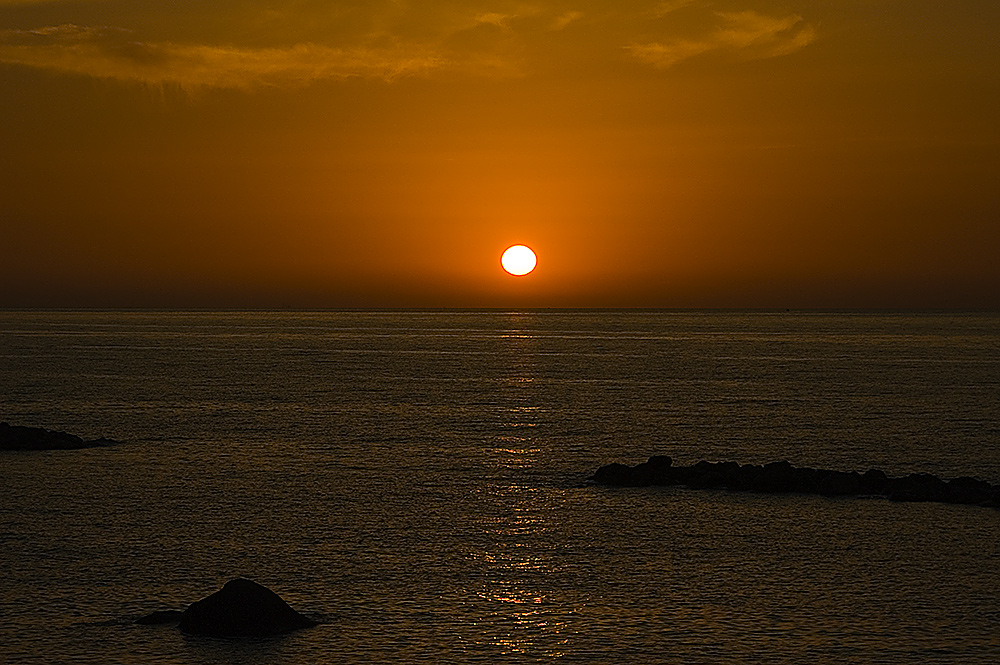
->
[2,0,998,308]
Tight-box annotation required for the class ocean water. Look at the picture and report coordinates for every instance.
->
[2,310,999,663]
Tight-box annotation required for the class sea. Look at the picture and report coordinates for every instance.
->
[2,310,999,664]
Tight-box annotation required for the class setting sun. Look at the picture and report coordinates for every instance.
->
[501,245,537,276]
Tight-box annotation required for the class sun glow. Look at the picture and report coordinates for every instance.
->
[501,245,537,276]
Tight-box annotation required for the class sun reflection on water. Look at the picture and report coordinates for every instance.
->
[467,313,574,658]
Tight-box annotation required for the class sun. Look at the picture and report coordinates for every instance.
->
[501,245,537,276]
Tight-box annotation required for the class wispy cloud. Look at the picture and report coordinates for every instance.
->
[627,10,816,69]
[551,10,583,31]
[0,5,819,89]
[650,1,698,18]
[472,12,514,29]
[0,24,446,89]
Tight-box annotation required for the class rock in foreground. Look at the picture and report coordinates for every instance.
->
[177,578,317,638]
[0,422,117,451]
[590,455,1000,508]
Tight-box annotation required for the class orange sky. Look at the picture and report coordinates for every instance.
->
[2,1,998,307]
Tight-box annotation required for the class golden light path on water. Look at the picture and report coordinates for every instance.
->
[471,312,572,657]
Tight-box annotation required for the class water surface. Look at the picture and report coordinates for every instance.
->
[2,310,999,663]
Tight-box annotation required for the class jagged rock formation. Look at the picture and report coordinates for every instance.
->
[0,422,117,451]
[591,455,1000,508]
[136,578,317,638]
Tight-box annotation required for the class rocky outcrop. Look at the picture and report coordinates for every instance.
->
[0,422,117,451]
[136,578,317,638]
[590,455,1000,508]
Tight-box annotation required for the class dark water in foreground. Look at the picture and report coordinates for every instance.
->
[2,310,999,663]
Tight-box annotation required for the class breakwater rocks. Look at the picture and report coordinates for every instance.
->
[591,456,1000,508]
[136,578,318,638]
[0,422,117,451]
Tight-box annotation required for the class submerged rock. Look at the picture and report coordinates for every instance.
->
[0,422,116,451]
[590,455,1000,509]
[178,578,317,638]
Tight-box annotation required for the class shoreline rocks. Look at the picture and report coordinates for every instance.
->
[0,422,117,451]
[591,455,1000,508]
[137,578,318,638]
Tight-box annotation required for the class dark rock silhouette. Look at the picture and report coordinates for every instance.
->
[591,456,1000,509]
[172,578,317,638]
[0,422,117,451]
[818,471,863,497]
[135,609,184,626]
[591,461,637,486]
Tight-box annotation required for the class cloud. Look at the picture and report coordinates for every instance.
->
[472,12,513,29]
[551,11,583,31]
[0,24,446,89]
[0,5,820,89]
[650,1,697,18]
[627,10,816,69]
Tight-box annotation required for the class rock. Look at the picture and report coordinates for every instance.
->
[178,578,317,638]
[947,477,993,505]
[686,461,742,489]
[592,462,637,487]
[0,422,116,451]
[886,473,950,503]
[632,455,675,486]
[860,468,888,494]
[647,455,673,471]
[817,471,863,497]
[593,456,675,487]
[756,461,799,493]
[728,464,762,492]
[135,609,184,625]
[589,455,999,510]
